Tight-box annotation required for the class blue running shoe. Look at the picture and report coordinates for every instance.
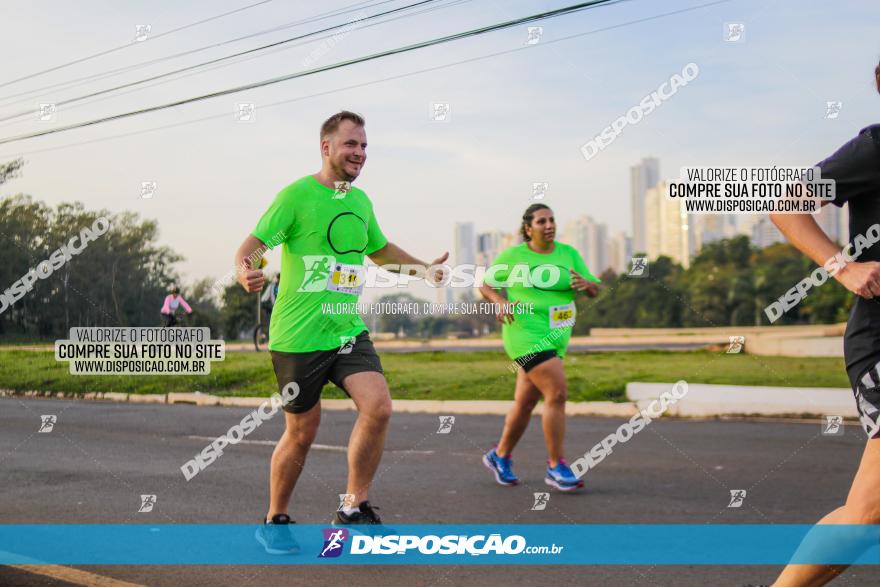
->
[482,448,519,486]
[545,458,584,492]
[255,513,300,555]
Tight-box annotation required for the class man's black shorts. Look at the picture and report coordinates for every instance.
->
[269,330,383,414]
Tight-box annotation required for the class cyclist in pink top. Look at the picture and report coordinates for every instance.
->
[160,286,192,327]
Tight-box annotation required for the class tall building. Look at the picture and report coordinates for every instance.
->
[751,216,786,248]
[564,215,609,274]
[736,205,847,250]
[645,181,691,268]
[692,215,737,251]
[816,202,846,244]
[476,230,515,268]
[453,222,476,302]
[607,231,632,275]
[737,214,785,248]
[630,157,660,254]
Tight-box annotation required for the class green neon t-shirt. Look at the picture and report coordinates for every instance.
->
[487,242,600,360]
[252,175,388,352]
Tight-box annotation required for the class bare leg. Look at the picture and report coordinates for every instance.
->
[523,357,568,468]
[496,367,542,457]
[341,371,393,505]
[266,404,321,521]
[773,438,880,586]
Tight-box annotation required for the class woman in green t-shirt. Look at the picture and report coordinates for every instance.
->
[479,204,600,491]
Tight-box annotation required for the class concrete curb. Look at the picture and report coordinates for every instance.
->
[0,389,637,417]
[627,382,857,418]
[0,384,857,419]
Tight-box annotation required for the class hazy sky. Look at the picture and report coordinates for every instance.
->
[1,0,878,302]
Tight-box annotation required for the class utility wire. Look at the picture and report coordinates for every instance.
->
[0,0,625,146]
[0,0,443,124]
[0,0,730,158]
[0,0,401,107]
[0,0,276,90]
[0,0,470,131]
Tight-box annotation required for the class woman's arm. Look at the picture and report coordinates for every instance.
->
[478,282,517,324]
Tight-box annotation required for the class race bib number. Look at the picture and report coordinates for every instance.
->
[327,262,365,295]
[549,303,575,329]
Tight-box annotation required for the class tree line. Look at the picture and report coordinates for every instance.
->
[0,159,851,341]
[0,160,257,340]
[572,237,851,333]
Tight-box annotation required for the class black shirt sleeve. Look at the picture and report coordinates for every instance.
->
[816,124,880,207]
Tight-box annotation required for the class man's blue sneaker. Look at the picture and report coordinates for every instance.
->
[255,513,300,555]
[482,448,519,486]
[545,458,584,492]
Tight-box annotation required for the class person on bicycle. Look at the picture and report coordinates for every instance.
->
[160,286,192,327]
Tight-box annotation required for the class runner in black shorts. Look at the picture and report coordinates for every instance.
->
[269,330,383,414]
[235,111,447,553]
[770,58,880,586]
[478,204,601,491]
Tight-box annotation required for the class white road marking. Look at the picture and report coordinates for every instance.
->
[185,436,434,454]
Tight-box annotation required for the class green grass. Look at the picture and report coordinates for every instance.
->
[0,349,850,402]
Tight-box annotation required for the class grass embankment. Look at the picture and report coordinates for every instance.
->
[0,349,849,402]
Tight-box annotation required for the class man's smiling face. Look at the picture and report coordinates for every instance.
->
[323,119,367,182]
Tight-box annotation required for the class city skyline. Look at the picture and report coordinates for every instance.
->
[446,154,850,280]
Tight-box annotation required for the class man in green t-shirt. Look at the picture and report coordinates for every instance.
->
[235,111,447,552]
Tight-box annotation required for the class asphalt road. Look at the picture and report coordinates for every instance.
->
[1,397,876,586]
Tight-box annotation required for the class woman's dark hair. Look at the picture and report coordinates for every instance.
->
[520,204,551,242]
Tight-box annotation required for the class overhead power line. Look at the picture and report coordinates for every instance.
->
[0,0,624,146]
[0,0,471,132]
[0,0,402,107]
[0,0,443,124]
[0,0,731,158]
[0,0,276,90]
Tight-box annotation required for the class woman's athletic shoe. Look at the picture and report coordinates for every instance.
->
[482,448,519,486]
[332,500,383,525]
[255,513,300,554]
[545,458,584,491]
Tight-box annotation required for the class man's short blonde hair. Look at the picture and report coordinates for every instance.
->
[320,111,365,141]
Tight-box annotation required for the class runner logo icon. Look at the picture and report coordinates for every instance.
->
[333,181,351,199]
[38,415,57,433]
[319,528,349,558]
[338,336,356,354]
[436,416,455,434]
[531,492,549,511]
[628,256,648,277]
[822,415,844,435]
[299,256,334,292]
[727,336,745,354]
[728,489,746,508]
[338,494,355,511]
[138,494,156,513]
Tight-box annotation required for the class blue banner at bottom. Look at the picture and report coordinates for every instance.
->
[1,525,879,565]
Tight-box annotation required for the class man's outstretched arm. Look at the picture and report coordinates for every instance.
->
[368,242,449,281]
